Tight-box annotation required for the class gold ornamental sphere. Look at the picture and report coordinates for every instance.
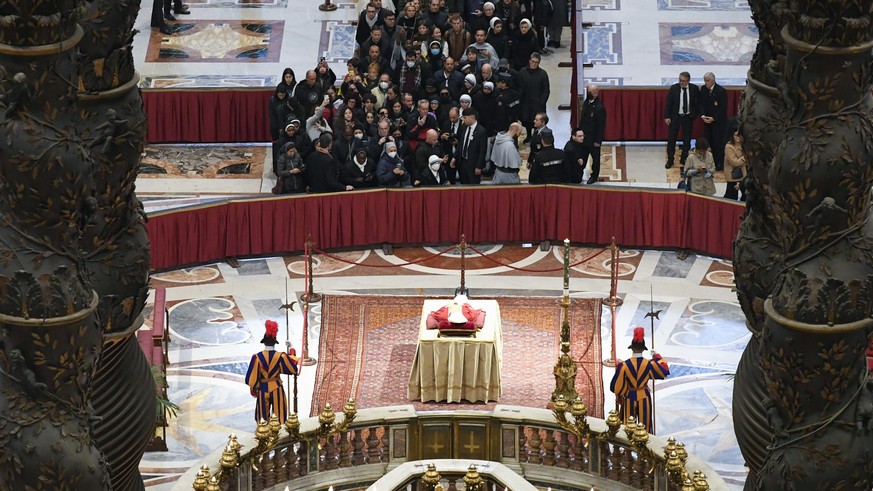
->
[285,412,301,436]
[570,398,588,418]
[681,477,696,491]
[220,444,238,470]
[343,398,357,417]
[553,394,569,413]
[421,463,442,485]
[268,415,282,438]
[255,419,271,441]
[192,466,209,491]
[319,403,336,426]
[632,424,649,447]
[229,434,242,453]
[205,476,220,491]
[605,410,621,437]
[623,417,637,440]
[693,470,710,490]
[676,441,688,462]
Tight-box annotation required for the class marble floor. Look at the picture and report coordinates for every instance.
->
[141,246,748,490]
[128,0,755,488]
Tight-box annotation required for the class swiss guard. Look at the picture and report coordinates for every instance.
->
[609,327,670,432]
[245,320,300,424]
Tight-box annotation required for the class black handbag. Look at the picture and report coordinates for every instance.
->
[730,166,743,180]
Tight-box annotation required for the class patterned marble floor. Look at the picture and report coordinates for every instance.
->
[141,245,747,490]
[128,3,753,485]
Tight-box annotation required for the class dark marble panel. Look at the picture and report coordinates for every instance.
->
[235,259,270,275]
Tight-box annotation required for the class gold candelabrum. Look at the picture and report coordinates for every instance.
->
[316,399,358,439]
[550,239,579,405]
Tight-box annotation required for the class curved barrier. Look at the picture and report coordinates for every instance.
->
[172,404,729,491]
[145,185,745,272]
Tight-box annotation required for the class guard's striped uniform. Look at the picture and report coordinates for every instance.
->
[245,349,300,424]
[609,354,670,432]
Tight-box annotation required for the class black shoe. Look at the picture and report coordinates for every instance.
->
[586,177,598,185]
[164,13,176,20]
[665,160,673,169]
[174,5,190,14]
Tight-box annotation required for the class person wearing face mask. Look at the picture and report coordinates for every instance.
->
[394,50,429,102]
[423,40,447,73]
[419,154,449,186]
[341,149,378,188]
[377,141,412,187]
[370,74,393,109]
[332,125,366,164]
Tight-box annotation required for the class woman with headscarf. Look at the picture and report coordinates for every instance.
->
[487,17,510,59]
[510,18,537,70]
[377,141,412,187]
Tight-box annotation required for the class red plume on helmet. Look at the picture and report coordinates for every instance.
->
[261,320,279,345]
[628,326,648,351]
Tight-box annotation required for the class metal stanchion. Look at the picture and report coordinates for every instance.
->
[318,0,337,11]
[300,235,322,303]
[603,237,622,367]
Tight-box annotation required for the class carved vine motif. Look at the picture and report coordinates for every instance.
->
[734,1,873,488]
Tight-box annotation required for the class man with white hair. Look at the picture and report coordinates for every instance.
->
[698,72,728,171]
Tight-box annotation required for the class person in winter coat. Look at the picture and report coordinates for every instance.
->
[275,142,307,194]
[377,141,412,187]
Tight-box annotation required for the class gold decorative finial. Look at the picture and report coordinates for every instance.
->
[623,417,637,440]
[632,423,650,448]
[343,398,357,421]
[676,441,688,463]
[192,466,209,491]
[285,412,301,439]
[255,419,271,442]
[421,463,442,489]
[692,470,710,490]
[319,403,336,427]
[682,477,696,491]
[463,464,484,491]
[605,410,621,437]
[268,415,282,439]
[205,476,220,491]
[219,444,238,470]
[665,450,684,484]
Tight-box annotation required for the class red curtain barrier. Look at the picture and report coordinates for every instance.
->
[145,186,745,271]
[141,87,742,144]
[599,88,743,142]
[142,89,273,144]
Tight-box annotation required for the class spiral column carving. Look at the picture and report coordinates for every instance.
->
[734,1,873,488]
[0,0,153,488]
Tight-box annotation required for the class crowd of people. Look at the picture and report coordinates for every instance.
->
[664,71,746,201]
[266,0,616,194]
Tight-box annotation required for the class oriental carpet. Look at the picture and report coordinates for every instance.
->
[310,295,603,417]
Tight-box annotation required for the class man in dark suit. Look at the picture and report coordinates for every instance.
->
[451,107,488,184]
[698,72,729,171]
[664,71,699,170]
[306,133,355,193]
[579,83,607,184]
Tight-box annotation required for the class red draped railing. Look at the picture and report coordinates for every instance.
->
[141,87,742,143]
[145,186,744,271]
[142,88,273,143]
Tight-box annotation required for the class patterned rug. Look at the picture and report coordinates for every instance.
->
[311,295,604,417]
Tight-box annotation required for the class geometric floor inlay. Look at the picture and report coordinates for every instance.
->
[146,20,284,62]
